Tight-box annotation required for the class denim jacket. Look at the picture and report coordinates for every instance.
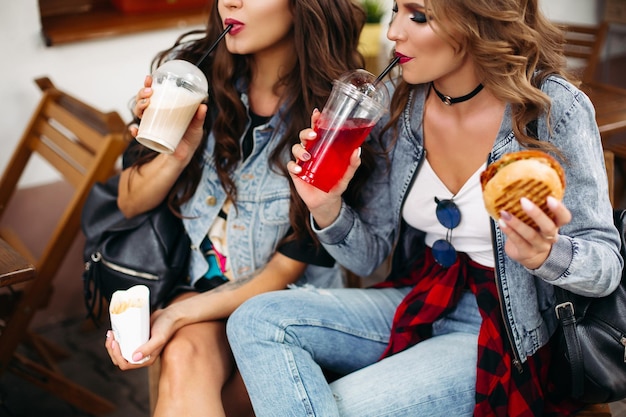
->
[181,85,343,289]
[316,75,622,362]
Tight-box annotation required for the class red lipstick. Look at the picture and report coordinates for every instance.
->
[224,18,244,35]
[395,52,413,64]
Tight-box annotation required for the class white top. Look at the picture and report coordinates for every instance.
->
[402,159,495,267]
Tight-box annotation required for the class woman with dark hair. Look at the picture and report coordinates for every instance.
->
[104,0,367,416]
[227,0,622,415]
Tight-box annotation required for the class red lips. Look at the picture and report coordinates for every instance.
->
[395,52,413,64]
[224,18,244,35]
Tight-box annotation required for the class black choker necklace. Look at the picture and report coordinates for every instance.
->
[431,82,484,105]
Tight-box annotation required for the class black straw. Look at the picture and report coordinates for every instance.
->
[195,24,233,67]
[374,56,400,85]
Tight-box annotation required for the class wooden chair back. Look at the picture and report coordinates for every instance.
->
[559,22,626,205]
[0,77,127,266]
[559,21,609,83]
[0,77,127,415]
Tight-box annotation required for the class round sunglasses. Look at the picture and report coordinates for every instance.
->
[432,197,461,268]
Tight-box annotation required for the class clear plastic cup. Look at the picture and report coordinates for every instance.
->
[297,69,389,192]
[136,60,208,154]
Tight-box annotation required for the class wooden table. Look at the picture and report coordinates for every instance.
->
[583,81,626,139]
[0,238,35,288]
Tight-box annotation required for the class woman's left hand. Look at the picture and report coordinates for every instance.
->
[498,196,572,269]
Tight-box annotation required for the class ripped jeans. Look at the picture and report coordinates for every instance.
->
[227,286,481,417]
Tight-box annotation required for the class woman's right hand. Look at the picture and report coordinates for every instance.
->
[128,75,153,139]
[287,109,362,229]
[127,74,207,164]
[172,103,207,163]
[134,75,153,119]
[118,77,207,217]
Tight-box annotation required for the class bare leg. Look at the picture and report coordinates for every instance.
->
[222,368,255,417]
[153,294,234,417]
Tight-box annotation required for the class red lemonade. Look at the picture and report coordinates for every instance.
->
[298,118,375,192]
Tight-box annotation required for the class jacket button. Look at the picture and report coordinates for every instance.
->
[205,196,217,206]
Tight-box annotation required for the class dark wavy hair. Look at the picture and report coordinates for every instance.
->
[384,0,574,153]
[126,0,367,244]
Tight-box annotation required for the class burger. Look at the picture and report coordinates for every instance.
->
[480,150,566,229]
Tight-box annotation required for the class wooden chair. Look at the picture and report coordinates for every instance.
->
[560,21,626,140]
[0,77,128,415]
[560,21,626,203]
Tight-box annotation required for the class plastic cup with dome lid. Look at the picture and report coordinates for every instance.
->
[136,59,209,154]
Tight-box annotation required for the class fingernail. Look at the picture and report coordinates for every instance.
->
[143,88,151,94]
[499,218,508,230]
[313,108,320,115]
[301,152,311,161]
[500,210,512,221]
[292,165,302,174]
[133,352,144,362]
[357,147,362,158]
[520,197,534,211]
[547,196,558,208]
[106,330,111,339]
[306,131,316,139]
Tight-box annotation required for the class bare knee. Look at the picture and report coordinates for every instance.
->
[161,330,203,366]
[159,321,232,385]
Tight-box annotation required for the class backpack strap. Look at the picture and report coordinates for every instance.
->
[554,288,585,398]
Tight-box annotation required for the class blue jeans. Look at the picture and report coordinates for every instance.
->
[227,287,482,417]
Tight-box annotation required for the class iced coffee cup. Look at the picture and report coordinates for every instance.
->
[136,59,209,154]
[109,285,150,364]
[297,69,389,192]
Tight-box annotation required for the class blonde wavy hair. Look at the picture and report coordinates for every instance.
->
[387,0,576,149]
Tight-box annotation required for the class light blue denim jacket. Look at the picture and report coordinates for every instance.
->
[181,86,343,289]
[315,75,622,363]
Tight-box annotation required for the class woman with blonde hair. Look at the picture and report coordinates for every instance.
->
[227,0,622,415]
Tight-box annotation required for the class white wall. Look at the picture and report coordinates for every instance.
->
[0,0,616,188]
[541,0,603,23]
[0,0,204,187]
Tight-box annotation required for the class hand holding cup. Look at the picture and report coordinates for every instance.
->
[134,25,231,154]
[109,285,151,364]
[133,75,153,119]
[295,69,389,193]
[135,60,209,154]
[288,110,362,228]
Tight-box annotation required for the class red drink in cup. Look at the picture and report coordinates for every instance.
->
[298,69,388,192]
[299,118,377,192]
